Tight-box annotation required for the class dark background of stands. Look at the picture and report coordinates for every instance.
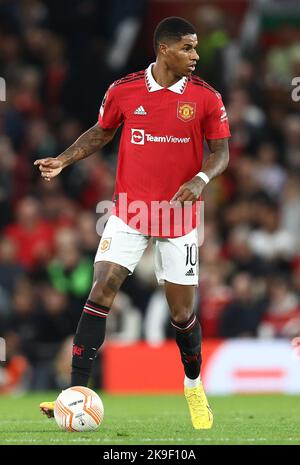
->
[0,0,300,392]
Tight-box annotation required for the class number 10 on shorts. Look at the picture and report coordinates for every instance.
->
[185,243,198,266]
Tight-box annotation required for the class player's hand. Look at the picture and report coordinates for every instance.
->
[34,157,63,181]
[170,176,206,205]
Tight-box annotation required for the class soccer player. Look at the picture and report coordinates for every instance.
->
[35,16,230,429]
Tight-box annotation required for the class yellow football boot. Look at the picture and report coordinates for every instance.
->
[184,383,213,429]
[39,401,55,418]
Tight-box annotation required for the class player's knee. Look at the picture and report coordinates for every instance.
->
[170,306,194,324]
[88,279,117,306]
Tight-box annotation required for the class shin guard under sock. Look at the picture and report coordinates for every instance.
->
[171,313,202,380]
[71,300,110,386]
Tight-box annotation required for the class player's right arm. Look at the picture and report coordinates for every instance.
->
[35,82,123,181]
[34,123,117,181]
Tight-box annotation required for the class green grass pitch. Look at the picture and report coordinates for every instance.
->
[0,393,300,445]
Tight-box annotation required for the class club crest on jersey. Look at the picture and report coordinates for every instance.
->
[100,237,111,253]
[177,102,196,122]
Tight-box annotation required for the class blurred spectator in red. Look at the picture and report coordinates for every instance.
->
[77,155,115,209]
[12,67,43,118]
[199,270,232,338]
[4,196,54,270]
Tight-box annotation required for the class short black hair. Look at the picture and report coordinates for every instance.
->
[153,17,197,54]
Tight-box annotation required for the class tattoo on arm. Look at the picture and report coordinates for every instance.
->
[58,123,117,168]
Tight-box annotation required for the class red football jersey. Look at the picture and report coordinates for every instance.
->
[98,63,231,237]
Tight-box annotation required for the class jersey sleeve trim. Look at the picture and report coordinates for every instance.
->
[98,84,124,129]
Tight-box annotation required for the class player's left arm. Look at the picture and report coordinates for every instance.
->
[170,137,229,204]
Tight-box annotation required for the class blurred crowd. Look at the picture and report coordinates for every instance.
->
[1,0,300,392]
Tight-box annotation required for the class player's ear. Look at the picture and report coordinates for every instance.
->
[159,43,168,56]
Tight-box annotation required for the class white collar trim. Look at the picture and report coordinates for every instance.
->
[145,63,187,94]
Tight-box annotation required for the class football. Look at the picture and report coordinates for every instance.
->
[54,386,104,432]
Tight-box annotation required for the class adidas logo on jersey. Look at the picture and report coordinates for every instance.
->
[134,106,147,115]
[185,268,195,276]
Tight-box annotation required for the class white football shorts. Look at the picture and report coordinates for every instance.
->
[94,215,199,286]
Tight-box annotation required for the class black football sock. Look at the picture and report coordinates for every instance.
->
[171,313,202,380]
[71,300,110,387]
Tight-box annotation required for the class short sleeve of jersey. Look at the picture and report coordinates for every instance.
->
[204,92,231,140]
[98,84,123,129]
